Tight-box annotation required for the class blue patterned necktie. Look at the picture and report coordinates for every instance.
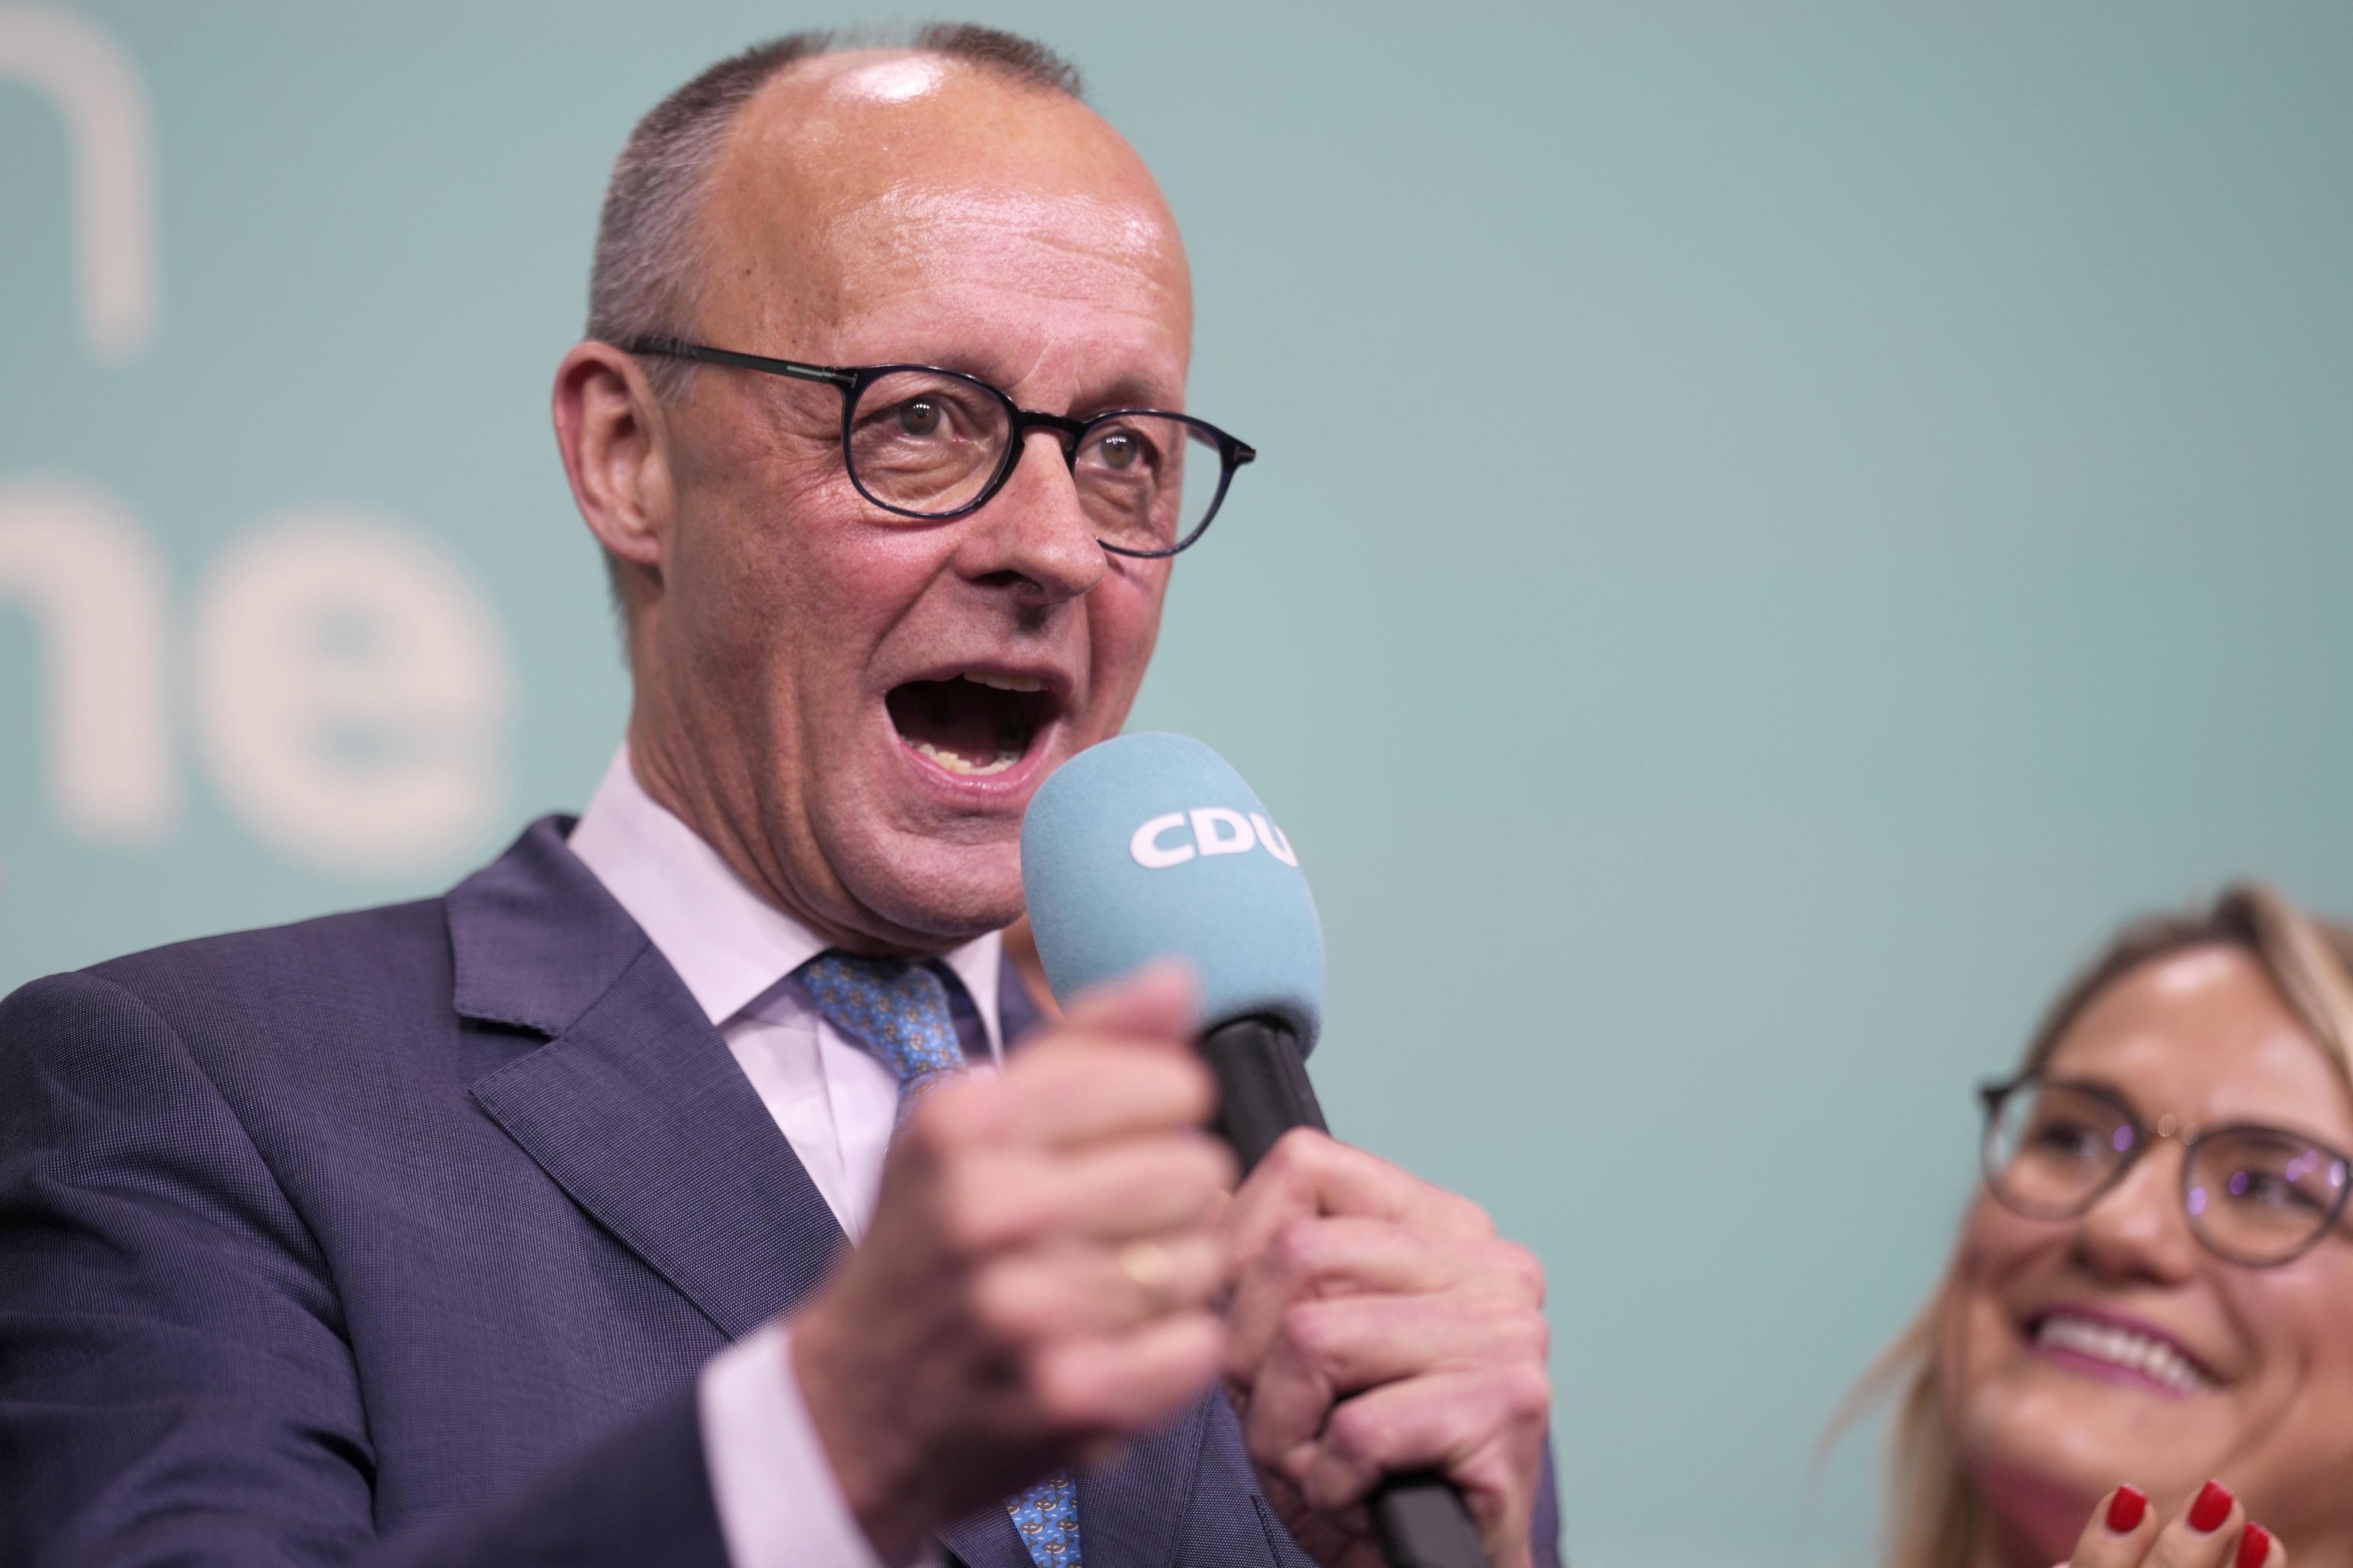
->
[796,951,1084,1568]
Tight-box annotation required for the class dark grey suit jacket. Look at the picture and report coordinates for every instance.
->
[0,817,1560,1566]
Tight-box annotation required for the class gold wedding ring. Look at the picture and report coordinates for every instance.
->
[1116,1239,1176,1307]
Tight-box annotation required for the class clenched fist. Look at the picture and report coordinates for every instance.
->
[791,963,1237,1560]
[1223,1131,1553,1568]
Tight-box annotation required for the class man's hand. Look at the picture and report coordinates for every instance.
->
[1223,1131,1551,1568]
[790,963,1236,1561]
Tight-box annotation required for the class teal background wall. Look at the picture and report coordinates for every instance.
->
[5,4,2351,1562]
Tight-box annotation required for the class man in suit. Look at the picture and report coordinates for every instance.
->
[0,26,1559,1568]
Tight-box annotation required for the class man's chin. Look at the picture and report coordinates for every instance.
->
[833,833,1026,951]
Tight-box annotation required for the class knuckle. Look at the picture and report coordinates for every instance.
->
[1239,1410,1286,1468]
[1496,1240,1547,1302]
[1324,1399,1383,1466]
[965,1266,1040,1348]
[1451,1193,1499,1237]
[1283,1444,1320,1489]
[1275,1299,1335,1364]
[1501,1363,1552,1421]
[1262,1127,1324,1176]
[1284,1442,1321,1488]
[1493,1301,1549,1360]
[1269,1216,1325,1279]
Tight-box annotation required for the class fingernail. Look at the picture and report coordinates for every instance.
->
[2106,1485,2149,1533]
[2237,1524,2273,1568]
[2190,1480,2234,1534]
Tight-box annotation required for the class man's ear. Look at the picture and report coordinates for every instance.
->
[552,341,673,575]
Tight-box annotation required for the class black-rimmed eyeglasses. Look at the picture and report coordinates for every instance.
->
[623,337,1254,560]
[1979,1073,2353,1265]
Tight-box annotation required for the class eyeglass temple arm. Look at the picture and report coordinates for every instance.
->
[620,337,857,389]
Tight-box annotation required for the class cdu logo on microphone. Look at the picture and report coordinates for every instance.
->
[1127,806,1299,869]
[1022,732,1326,1050]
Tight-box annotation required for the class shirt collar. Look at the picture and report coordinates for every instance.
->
[566,746,1002,1057]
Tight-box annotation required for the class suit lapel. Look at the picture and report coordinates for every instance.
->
[450,827,1203,1551]
[938,1504,1033,1568]
[1073,1395,1216,1568]
[454,818,846,1339]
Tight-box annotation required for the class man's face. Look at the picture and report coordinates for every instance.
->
[638,54,1193,949]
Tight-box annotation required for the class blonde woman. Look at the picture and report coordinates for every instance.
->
[1854,884,2353,1568]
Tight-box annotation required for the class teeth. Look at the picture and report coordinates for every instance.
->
[2033,1314,2214,1396]
[911,740,1023,777]
[961,672,1046,692]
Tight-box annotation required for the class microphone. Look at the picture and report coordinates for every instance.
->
[1020,732,1492,1568]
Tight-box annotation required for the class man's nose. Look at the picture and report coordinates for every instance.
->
[2073,1145,2201,1283]
[951,429,1107,604]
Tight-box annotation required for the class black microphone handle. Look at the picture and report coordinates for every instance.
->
[1196,1017,1494,1568]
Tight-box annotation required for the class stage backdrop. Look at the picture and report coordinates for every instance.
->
[5,4,2351,1563]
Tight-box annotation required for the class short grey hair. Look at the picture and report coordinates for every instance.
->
[586,24,1085,398]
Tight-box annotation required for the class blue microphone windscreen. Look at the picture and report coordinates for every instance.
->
[1021,732,1325,1052]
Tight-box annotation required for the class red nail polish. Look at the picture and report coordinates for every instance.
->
[2190,1480,2234,1534]
[2106,1485,2148,1533]
[2237,1524,2273,1568]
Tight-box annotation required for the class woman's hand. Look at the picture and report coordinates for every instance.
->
[2063,1481,2278,1568]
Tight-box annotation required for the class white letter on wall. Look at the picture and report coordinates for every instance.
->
[0,477,176,840]
[0,5,159,361]
[194,511,512,875]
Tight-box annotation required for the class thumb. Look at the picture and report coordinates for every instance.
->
[1058,958,1201,1048]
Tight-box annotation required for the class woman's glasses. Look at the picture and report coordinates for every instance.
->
[1979,1074,2353,1265]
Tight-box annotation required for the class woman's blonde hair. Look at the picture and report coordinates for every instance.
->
[1841,882,2353,1568]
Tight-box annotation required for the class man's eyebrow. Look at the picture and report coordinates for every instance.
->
[1070,373,1183,415]
[861,335,1183,414]
[935,360,1184,417]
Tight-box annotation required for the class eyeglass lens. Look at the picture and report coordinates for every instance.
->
[849,369,1220,553]
[1984,1079,2351,1262]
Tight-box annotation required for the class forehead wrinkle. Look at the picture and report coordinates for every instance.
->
[825,190,1187,326]
[829,185,1185,270]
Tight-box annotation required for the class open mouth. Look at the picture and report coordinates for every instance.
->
[885,671,1062,778]
[2024,1311,2220,1397]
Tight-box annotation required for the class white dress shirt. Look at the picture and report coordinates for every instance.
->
[567,747,1005,1568]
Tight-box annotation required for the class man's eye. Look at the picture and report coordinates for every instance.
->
[1098,432,1139,470]
[897,400,942,437]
